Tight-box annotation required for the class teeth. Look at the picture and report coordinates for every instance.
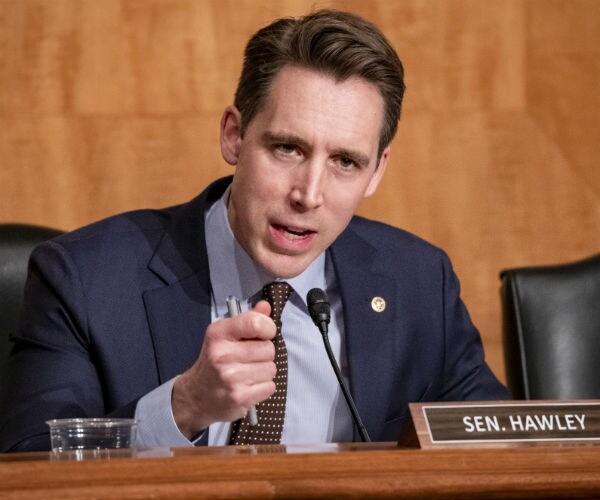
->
[283,227,307,239]
[273,223,314,241]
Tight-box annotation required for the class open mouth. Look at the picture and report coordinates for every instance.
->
[272,224,316,243]
[272,224,316,241]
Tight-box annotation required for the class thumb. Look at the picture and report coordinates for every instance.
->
[253,300,272,317]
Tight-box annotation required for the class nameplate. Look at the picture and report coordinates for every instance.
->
[399,400,600,448]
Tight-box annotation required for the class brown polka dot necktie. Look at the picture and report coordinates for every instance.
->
[229,281,293,445]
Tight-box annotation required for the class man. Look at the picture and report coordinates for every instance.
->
[0,10,509,452]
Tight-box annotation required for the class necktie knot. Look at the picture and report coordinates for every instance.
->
[262,281,293,322]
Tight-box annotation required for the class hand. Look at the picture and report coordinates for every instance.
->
[172,300,277,439]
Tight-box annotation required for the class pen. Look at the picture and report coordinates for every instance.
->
[226,295,258,426]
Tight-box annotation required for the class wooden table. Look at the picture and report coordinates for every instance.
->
[1,442,599,499]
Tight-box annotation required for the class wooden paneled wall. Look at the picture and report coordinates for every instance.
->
[2,0,599,382]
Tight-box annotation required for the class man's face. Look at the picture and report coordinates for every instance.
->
[220,65,389,278]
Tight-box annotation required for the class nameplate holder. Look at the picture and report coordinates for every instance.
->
[398,400,600,448]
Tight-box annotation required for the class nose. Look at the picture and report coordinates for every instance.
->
[289,161,325,210]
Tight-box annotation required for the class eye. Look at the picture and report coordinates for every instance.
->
[335,156,358,171]
[275,143,298,155]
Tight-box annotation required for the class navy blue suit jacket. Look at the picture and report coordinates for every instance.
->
[0,177,509,451]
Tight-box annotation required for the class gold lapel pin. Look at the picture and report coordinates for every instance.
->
[371,296,386,313]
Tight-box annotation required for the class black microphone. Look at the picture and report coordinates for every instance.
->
[307,288,371,442]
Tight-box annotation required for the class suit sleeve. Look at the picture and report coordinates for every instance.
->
[436,253,511,402]
[0,241,139,452]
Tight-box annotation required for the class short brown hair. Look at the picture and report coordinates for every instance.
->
[234,9,405,157]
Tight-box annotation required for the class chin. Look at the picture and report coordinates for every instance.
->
[259,255,311,280]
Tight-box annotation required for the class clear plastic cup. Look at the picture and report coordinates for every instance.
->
[46,418,138,452]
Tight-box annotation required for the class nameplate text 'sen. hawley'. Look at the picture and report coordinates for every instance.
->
[400,401,600,448]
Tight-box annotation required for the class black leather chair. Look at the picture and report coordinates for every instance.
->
[500,253,600,400]
[0,224,63,396]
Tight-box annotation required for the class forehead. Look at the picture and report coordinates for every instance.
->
[250,65,384,154]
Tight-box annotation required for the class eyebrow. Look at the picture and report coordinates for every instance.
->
[332,147,371,168]
[263,131,372,168]
[263,131,310,151]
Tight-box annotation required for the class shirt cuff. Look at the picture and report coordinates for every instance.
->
[134,376,204,448]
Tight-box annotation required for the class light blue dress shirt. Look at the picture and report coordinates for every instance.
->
[135,189,353,447]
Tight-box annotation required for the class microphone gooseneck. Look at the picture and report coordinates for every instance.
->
[306,288,371,442]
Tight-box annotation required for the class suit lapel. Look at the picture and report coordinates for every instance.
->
[143,276,211,383]
[330,224,397,440]
[143,177,231,384]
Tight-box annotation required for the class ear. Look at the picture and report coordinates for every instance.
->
[220,105,243,166]
[363,146,390,198]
